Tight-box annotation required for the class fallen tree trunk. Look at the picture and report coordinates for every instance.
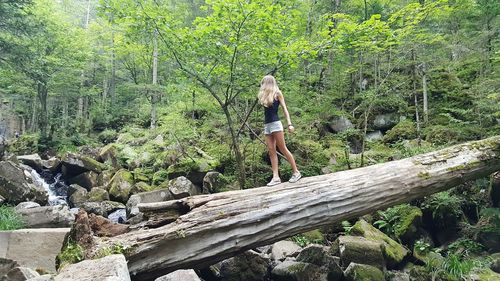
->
[93,136,499,280]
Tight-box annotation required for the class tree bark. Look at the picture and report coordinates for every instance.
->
[150,29,158,129]
[80,136,500,281]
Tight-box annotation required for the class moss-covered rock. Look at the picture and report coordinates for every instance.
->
[392,205,423,246]
[350,219,409,268]
[344,263,385,281]
[475,269,500,280]
[383,120,416,143]
[108,169,134,203]
[337,235,386,270]
[97,170,115,187]
[98,144,120,169]
[167,158,219,186]
[219,250,271,281]
[302,229,324,244]
[87,187,109,202]
[61,153,108,177]
[271,260,324,281]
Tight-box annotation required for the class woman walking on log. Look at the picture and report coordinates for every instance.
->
[258,75,301,186]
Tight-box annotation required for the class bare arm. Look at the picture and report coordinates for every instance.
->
[276,91,294,131]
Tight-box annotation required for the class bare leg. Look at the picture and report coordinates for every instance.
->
[265,134,280,179]
[274,131,299,174]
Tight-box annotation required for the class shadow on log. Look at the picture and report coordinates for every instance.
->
[70,136,500,280]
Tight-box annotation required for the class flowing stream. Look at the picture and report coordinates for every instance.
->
[30,169,69,206]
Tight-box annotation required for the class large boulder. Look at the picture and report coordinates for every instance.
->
[0,228,70,273]
[219,250,271,281]
[337,236,386,270]
[108,169,134,203]
[296,244,343,280]
[491,253,500,273]
[202,171,227,193]
[167,159,217,186]
[344,263,384,281]
[17,205,74,228]
[155,269,201,281]
[271,260,325,281]
[61,153,107,178]
[1,267,39,281]
[98,144,120,169]
[328,116,354,133]
[68,185,88,208]
[68,171,98,191]
[271,241,302,261]
[97,170,115,188]
[0,161,47,205]
[54,254,130,281]
[126,188,174,218]
[41,157,61,172]
[17,154,43,171]
[168,176,199,199]
[350,219,409,268]
[87,187,109,202]
[372,113,400,131]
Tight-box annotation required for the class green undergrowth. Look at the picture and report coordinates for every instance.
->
[0,205,25,230]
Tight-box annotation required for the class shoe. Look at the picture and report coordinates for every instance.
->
[289,172,302,183]
[267,178,281,186]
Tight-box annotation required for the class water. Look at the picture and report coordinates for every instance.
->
[30,169,69,206]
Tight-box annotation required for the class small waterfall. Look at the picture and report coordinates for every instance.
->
[30,169,69,206]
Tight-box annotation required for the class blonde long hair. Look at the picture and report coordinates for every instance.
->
[258,75,281,107]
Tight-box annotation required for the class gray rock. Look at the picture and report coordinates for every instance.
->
[126,188,173,218]
[87,187,109,202]
[101,201,126,215]
[168,176,199,199]
[1,267,39,281]
[387,270,410,281]
[68,185,88,208]
[61,153,107,178]
[365,131,383,141]
[373,113,401,130]
[271,260,325,281]
[0,258,19,277]
[15,202,41,210]
[202,171,226,193]
[155,269,200,281]
[219,250,271,281]
[54,254,130,281]
[17,205,74,228]
[329,116,353,133]
[79,202,106,217]
[344,263,384,281]
[98,144,120,169]
[68,171,98,190]
[17,154,43,171]
[0,229,69,273]
[97,170,115,188]
[27,275,54,281]
[271,240,302,261]
[296,244,343,280]
[41,158,61,172]
[338,235,385,270]
[0,161,48,205]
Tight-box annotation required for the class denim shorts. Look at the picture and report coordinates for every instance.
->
[264,121,283,135]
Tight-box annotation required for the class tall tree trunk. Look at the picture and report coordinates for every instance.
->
[37,82,48,140]
[30,96,37,132]
[422,63,428,124]
[150,29,158,129]
[109,20,116,103]
[412,50,421,146]
[222,105,246,189]
[72,136,500,281]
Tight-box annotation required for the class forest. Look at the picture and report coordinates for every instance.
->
[0,0,499,280]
